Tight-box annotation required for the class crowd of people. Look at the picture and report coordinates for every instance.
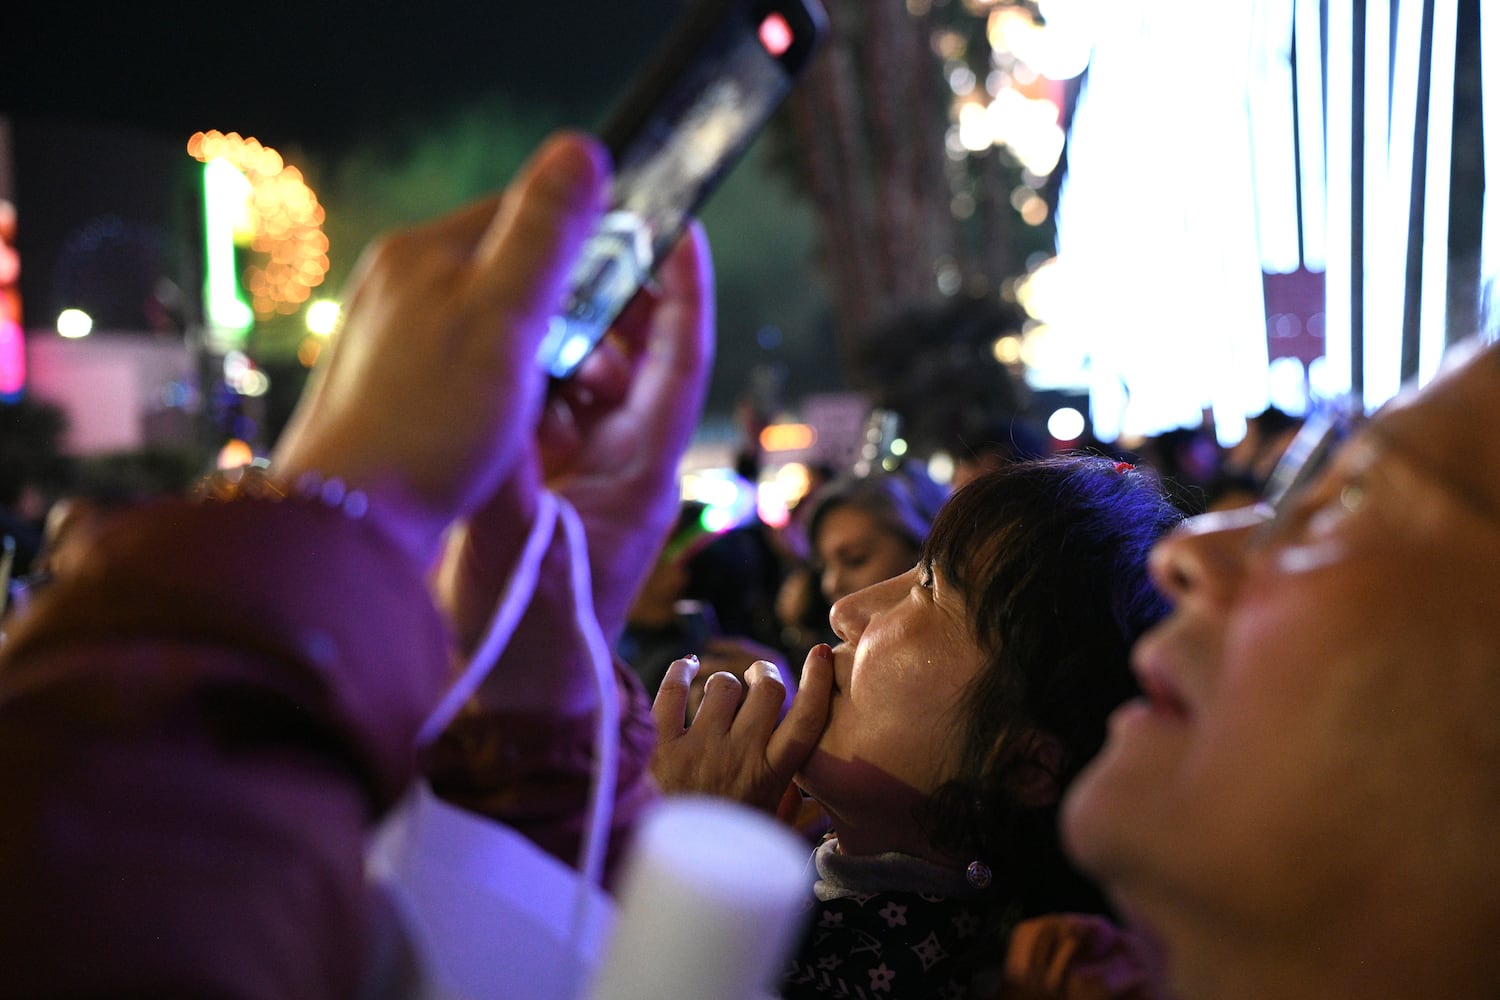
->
[2,123,1499,1000]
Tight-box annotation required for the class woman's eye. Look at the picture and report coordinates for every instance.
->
[1264,472,1365,548]
[1306,477,1366,537]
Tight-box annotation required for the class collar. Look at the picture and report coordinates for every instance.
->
[810,836,989,903]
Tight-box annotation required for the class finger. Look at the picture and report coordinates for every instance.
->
[617,223,715,472]
[271,244,383,460]
[732,659,789,747]
[564,328,635,410]
[652,654,700,742]
[564,225,705,421]
[536,392,583,479]
[471,131,610,358]
[691,670,744,735]
[422,192,505,253]
[767,644,834,778]
[609,283,661,356]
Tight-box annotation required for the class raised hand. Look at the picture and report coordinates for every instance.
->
[434,223,715,663]
[652,643,834,817]
[272,132,609,569]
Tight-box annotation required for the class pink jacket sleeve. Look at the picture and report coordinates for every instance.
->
[0,497,452,998]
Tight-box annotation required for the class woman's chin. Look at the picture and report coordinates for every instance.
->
[792,750,930,846]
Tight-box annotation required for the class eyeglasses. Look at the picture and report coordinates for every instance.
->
[1259,405,1364,511]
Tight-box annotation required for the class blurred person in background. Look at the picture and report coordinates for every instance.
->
[1206,406,1302,510]
[619,500,792,714]
[618,501,719,691]
[805,464,948,607]
[770,463,949,679]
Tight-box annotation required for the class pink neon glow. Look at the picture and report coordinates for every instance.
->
[0,320,25,395]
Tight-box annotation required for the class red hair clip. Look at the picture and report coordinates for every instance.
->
[1113,462,1135,474]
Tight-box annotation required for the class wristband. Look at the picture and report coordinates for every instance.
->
[194,458,371,519]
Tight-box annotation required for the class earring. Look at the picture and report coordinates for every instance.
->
[965,860,992,889]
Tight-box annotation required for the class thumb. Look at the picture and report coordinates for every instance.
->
[766,643,833,779]
[472,131,611,361]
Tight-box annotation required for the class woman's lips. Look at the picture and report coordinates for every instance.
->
[828,645,852,694]
[1136,665,1190,720]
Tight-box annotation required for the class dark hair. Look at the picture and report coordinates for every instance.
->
[805,465,948,557]
[919,455,1183,917]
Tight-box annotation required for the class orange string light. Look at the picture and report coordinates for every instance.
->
[187,130,330,322]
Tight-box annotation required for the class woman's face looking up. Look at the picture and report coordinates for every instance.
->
[795,561,988,860]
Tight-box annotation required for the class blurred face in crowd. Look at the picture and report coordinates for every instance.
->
[1062,340,1500,998]
[796,562,985,860]
[814,505,921,606]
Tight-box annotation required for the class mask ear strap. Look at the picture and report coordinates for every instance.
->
[413,489,619,898]
[555,495,619,896]
[416,491,560,748]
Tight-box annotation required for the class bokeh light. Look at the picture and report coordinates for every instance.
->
[216,438,255,469]
[57,308,93,339]
[188,130,330,323]
[759,422,816,452]
[1047,406,1086,442]
[222,349,271,397]
[297,337,323,368]
[992,334,1023,364]
[306,299,341,337]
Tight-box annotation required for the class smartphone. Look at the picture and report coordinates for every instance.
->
[535,0,829,379]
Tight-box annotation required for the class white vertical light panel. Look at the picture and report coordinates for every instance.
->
[1249,0,1303,274]
[1057,0,1268,444]
[1295,0,1328,270]
[1362,0,1406,409]
[1420,0,1459,381]
[1323,0,1356,398]
[1057,0,1480,437]
[1481,0,1500,328]
[1364,0,1424,407]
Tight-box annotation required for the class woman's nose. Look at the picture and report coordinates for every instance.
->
[826,582,862,643]
[828,570,908,644]
[1149,505,1269,606]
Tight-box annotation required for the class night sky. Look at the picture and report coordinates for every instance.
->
[3,0,839,422]
[3,0,694,316]
[5,1,685,147]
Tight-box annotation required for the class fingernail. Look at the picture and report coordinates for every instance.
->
[538,133,606,201]
[805,645,833,676]
[756,660,782,683]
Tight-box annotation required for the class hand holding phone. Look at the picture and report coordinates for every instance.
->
[535,0,828,379]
